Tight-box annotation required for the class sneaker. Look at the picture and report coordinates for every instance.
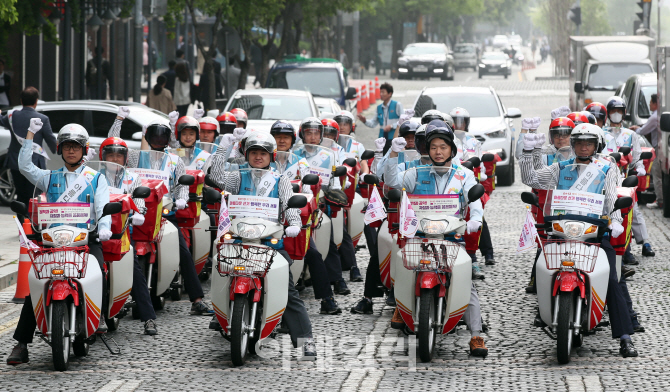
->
[96,318,108,334]
[642,243,655,257]
[646,201,661,209]
[350,297,373,314]
[632,316,645,333]
[144,319,158,336]
[620,338,638,358]
[385,288,396,307]
[333,280,351,295]
[300,338,317,361]
[391,308,404,330]
[350,266,363,282]
[6,344,28,365]
[190,300,214,315]
[472,262,485,280]
[469,336,488,357]
[622,265,636,278]
[623,253,639,266]
[484,255,496,266]
[295,278,306,292]
[525,276,536,294]
[320,297,342,315]
[209,315,222,330]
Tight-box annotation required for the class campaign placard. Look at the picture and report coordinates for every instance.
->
[550,189,605,216]
[228,195,280,220]
[127,168,171,190]
[408,194,460,218]
[37,203,91,225]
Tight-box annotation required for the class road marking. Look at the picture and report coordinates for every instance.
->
[465,76,472,82]
[518,71,523,82]
[97,380,143,392]
[565,375,603,392]
[0,316,19,336]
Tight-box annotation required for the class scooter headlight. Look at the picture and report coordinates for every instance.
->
[420,219,449,235]
[52,230,74,247]
[237,223,265,239]
[563,222,585,238]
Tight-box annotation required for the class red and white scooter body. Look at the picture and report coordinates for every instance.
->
[107,247,134,318]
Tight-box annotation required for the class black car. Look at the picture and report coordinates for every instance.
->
[397,43,455,81]
[478,51,512,79]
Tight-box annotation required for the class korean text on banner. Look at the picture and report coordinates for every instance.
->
[364,186,386,225]
[127,168,171,191]
[399,192,419,238]
[308,166,331,183]
[550,189,605,216]
[408,194,460,218]
[517,210,538,254]
[37,203,91,225]
[228,195,280,220]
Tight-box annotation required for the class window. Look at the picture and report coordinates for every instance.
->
[637,85,657,119]
[90,111,117,138]
[403,45,446,56]
[454,45,475,54]
[41,110,86,133]
[120,120,143,140]
[268,68,342,99]
[228,95,314,121]
[414,93,500,118]
[587,63,653,90]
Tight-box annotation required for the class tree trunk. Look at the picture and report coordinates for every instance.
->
[390,21,404,78]
[238,35,252,90]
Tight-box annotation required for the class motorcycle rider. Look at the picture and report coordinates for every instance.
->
[197,116,220,144]
[230,108,248,129]
[520,124,638,357]
[208,132,317,359]
[585,102,608,128]
[381,125,489,357]
[174,116,211,170]
[98,134,157,335]
[7,119,112,365]
[108,112,213,316]
[603,96,655,259]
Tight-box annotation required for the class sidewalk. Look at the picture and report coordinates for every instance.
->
[0,210,20,291]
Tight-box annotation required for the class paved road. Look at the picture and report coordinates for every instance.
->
[0,66,668,391]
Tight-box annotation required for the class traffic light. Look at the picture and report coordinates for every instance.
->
[636,0,651,31]
[567,3,581,26]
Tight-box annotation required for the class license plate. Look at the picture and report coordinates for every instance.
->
[413,66,428,72]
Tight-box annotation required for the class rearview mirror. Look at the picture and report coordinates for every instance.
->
[461,161,474,170]
[10,201,27,217]
[202,187,222,204]
[205,174,220,189]
[387,188,402,203]
[618,146,631,156]
[624,113,632,122]
[481,153,495,162]
[613,196,633,211]
[345,87,357,100]
[574,81,584,93]
[505,108,522,118]
[622,176,639,188]
[132,132,143,141]
[609,152,621,163]
[361,150,375,160]
[287,194,308,209]
[343,157,357,167]
[292,183,300,193]
[364,174,379,185]
[302,174,320,186]
[467,156,481,167]
[178,174,195,186]
[102,202,123,217]
[661,113,670,132]
[640,151,653,160]
[467,184,485,203]
[132,186,151,199]
[521,191,539,208]
[333,166,348,177]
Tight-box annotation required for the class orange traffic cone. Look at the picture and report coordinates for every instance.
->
[375,77,380,100]
[369,80,374,104]
[12,219,32,303]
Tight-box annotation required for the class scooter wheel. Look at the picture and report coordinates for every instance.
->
[51,301,71,371]
[230,294,251,366]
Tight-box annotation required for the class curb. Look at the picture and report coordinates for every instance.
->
[0,262,18,292]
[535,76,569,81]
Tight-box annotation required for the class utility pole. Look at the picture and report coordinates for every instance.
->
[352,11,360,78]
[133,0,143,102]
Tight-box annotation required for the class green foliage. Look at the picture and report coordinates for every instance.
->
[480,0,529,27]
[579,0,611,36]
[0,0,18,24]
[0,0,60,62]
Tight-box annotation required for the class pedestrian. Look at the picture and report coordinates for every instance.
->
[146,75,177,115]
[161,60,177,96]
[143,38,149,83]
[199,61,223,110]
[251,44,262,86]
[174,62,191,117]
[357,82,403,153]
[630,93,662,208]
[221,57,241,99]
[0,87,56,222]
[0,59,11,107]
[339,48,349,69]
[85,46,111,99]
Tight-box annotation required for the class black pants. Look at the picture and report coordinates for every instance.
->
[14,241,106,344]
[323,226,344,284]
[304,238,334,299]
[277,249,313,346]
[339,226,358,271]
[11,169,35,223]
[619,274,637,320]
[478,219,493,258]
[363,224,385,298]
[177,104,189,117]
[601,238,634,339]
[164,214,204,302]
[130,239,156,322]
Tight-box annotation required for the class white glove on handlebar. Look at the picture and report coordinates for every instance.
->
[193,108,205,120]
[285,226,301,238]
[609,222,624,238]
[98,229,112,242]
[168,111,180,127]
[28,118,43,134]
[636,167,646,176]
[523,133,539,151]
[117,106,130,119]
[233,128,246,142]
[131,214,145,226]
[345,180,351,189]
[374,137,387,152]
[479,162,488,181]
[175,199,187,210]
[391,137,407,153]
[466,220,482,234]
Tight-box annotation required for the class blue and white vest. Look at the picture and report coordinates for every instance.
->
[377,100,400,140]
[47,167,102,229]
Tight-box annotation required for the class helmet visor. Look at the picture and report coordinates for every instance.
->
[453,117,466,131]
[145,125,171,147]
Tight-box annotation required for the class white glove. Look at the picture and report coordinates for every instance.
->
[403,109,415,118]
[117,106,130,119]
[220,134,236,147]
[168,111,180,127]
[193,108,205,120]
[609,222,624,238]
[345,180,351,189]
[28,118,43,134]
[536,133,546,146]
[398,113,411,124]
[142,125,148,136]
[531,117,541,130]
[98,229,112,242]
[521,118,533,130]
[523,133,539,151]
[551,106,571,120]
[374,137,387,151]
[391,137,407,153]
[85,148,96,162]
[175,199,187,210]
[131,214,145,226]
[285,226,301,238]
[479,163,488,181]
[636,167,646,176]
[233,127,246,141]
[466,220,482,234]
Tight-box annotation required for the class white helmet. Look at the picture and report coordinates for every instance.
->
[570,123,604,159]
[198,116,220,136]
[57,124,89,157]
[244,132,277,163]
[442,113,454,128]
[448,107,470,131]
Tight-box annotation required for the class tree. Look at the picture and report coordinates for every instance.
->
[0,0,59,62]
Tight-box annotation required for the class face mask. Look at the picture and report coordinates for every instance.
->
[609,113,623,124]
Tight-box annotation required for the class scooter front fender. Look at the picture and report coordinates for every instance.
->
[47,280,79,306]
[552,271,585,299]
[229,276,262,302]
[415,271,446,298]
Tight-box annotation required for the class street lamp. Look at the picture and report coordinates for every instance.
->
[49,7,62,25]
[87,13,104,32]
[102,8,118,25]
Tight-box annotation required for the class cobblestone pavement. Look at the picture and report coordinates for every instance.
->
[0,74,669,391]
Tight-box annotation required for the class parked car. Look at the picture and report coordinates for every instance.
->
[397,43,455,81]
[453,43,479,71]
[314,97,342,118]
[266,57,357,117]
[614,72,657,130]
[492,35,509,49]
[0,100,169,204]
[478,51,512,79]
[223,89,320,132]
[412,86,521,186]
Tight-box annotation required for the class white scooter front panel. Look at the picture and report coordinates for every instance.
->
[377,221,394,290]
[108,246,134,318]
[332,210,343,248]
[393,247,417,331]
[192,212,212,273]
[259,251,289,339]
[347,193,365,246]
[156,219,180,296]
[211,253,231,333]
[441,250,472,334]
[313,212,331,261]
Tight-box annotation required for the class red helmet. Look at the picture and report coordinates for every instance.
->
[321,118,340,141]
[549,117,575,143]
[584,102,607,123]
[230,108,248,128]
[99,137,128,164]
[176,116,200,142]
[216,112,237,134]
[566,112,589,125]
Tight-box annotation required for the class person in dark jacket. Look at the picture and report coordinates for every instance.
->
[0,59,11,107]
[161,60,177,96]
[0,87,57,221]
